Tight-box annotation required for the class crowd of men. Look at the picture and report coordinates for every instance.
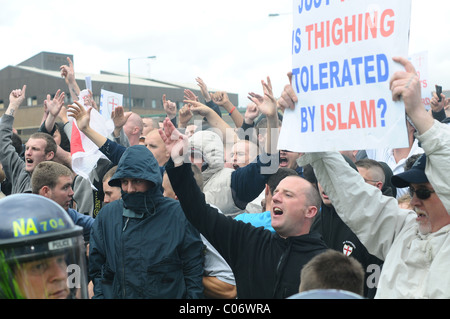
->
[0,55,449,299]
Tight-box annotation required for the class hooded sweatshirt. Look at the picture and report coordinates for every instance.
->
[88,145,204,299]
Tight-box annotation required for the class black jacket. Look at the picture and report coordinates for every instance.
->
[167,160,328,299]
[311,204,384,298]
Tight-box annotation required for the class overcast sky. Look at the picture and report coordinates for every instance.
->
[0,0,448,107]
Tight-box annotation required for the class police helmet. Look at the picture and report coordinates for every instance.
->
[0,194,88,299]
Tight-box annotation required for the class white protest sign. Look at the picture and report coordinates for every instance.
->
[278,0,412,152]
[100,89,123,120]
[85,76,92,92]
[409,51,431,109]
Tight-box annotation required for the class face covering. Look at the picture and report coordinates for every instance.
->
[121,191,155,216]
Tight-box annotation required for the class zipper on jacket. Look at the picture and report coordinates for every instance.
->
[123,217,130,231]
[272,240,293,298]
[121,217,129,297]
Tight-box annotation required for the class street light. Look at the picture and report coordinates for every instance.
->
[128,55,156,111]
[268,12,291,17]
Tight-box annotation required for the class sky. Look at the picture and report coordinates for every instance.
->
[0,0,448,108]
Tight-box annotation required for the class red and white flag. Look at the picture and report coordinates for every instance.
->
[70,90,114,189]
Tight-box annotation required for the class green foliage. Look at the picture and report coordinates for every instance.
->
[0,251,25,299]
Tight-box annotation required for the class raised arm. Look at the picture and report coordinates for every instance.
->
[248,77,279,155]
[111,106,132,139]
[277,72,298,113]
[390,56,434,135]
[177,104,193,129]
[196,77,222,117]
[196,77,212,103]
[5,85,27,118]
[391,57,450,212]
[243,101,260,128]
[162,94,178,126]
[158,117,189,167]
[430,90,447,122]
[211,91,243,128]
[227,78,279,207]
[183,89,199,102]
[0,86,27,187]
[184,100,238,145]
[43,90,65,133]
[68,102,126,164]
[60,57,81,102]
[84,90,99,112]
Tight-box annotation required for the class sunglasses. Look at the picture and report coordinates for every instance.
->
[409,186,435,200]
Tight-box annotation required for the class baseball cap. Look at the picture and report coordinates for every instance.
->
[391,154,428,188]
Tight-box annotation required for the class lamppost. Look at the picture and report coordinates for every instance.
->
[128,55,156,111]
[268,12,291,17]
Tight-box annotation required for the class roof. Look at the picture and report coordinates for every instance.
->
[99,70,218,92]
[12,65,182,89]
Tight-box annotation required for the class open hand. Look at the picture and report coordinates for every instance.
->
[111,105,131,129]
[158,117,189,166]
[45,89,65,118]
[67,101,92,132]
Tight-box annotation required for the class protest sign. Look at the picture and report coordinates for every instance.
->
[278,0,412,152]
[99,89,123,120]
[409,51,431,109]
[85,75,92,92]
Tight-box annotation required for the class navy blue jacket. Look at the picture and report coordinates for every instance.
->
[88,145,204,298]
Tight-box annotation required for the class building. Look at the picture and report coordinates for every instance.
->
[0,51,239,140]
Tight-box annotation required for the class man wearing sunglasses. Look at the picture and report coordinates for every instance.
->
[391,154,446,235]
[280,56,450,298]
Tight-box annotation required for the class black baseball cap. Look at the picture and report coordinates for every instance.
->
[391,154,428,188]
